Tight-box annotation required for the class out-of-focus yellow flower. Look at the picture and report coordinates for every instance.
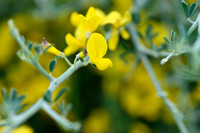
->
[11,125,34,133]
[0,21,16,68]
[112,0,133,13]
[186,0,197,4]
[0,125,33,133]
[119,64,163,120]
[87,33,112,71]
[42,38,62,56]
[102,11,131,50]
[190,82,200,106]
[102,48,134,97]
[137,21,170,47]
[129,122,151,133]
[82,108,110,133]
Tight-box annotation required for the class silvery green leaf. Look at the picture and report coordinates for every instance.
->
[44,90,52,103]
[181,1,189,18]
[189,2,197,17]
[54,87,68,102]
[49,60,57,73]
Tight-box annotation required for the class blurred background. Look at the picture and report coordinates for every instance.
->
[0,0,200,132]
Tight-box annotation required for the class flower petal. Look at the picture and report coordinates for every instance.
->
[93,58,112,71]
[65,33,85,48]
[101,11,121,26]
[47,46,61,56]
[63,45,80,56]
[87,15,101,32]
[120,27,130,40]
[87,33,107,61]
[120,11,131,27]
[86,7,96,19]
[70,12,80,26]
[108,29,119,51]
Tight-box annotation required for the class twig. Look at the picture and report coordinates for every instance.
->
[127,23,189,133]
[4,20,89,133]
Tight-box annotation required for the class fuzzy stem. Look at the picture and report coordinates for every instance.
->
[8,20,54,82]
[127,23,189,133]
[4,20,89,133]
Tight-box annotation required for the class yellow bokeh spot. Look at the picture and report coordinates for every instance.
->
[83,108,110,133]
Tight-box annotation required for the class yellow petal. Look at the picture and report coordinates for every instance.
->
[120,27,130,40]
[86,7,96,19]
[87,15,101,32]
[65,33,85,48]
[70,12,80,26]
[87,33,107,62]
[11,125,33,133]
[120,11,131,27]
[75,24,87,40]
[63,45,80,56]
[47,46,61,56]
[95,8,106,21]
[93,58,112,71]
[101,11,121,26]
[108,29,119,51]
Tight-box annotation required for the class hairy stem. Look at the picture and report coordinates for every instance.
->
[4,20,89,133]
[127,23,189,133]
[8,20,54,82]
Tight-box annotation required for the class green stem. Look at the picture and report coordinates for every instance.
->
[42,102,81,131]
[127,23,189,133]
[5,20,89,133]
[8,20,54,82]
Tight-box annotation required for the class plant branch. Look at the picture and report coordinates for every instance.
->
[8,20,54,82]
[42,102,81,131]
[127,23,189,133]
[4,20,89,133]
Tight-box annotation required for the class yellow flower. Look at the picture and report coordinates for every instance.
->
[102,11,131,50]
[64,7,105,56]
[82,108,110,133]
[129,122,151,133]
[42,38,61,56]
[11,125,34,133]
[86,33,112,71]
[0,125,33,133]
[77,7,105,33]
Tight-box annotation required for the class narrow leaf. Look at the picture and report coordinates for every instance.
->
[1,89,8,101]
[54,88,68,102]
[18,95,26,102]
[44,90,52,103]
[10,89,17,101]
[21,35,26,44]
[146,25,152,37]
[49,60,57,73]
[189,3,197,17]
[34,45,42,54]
[170,30,175,42]
[181,1,189,18]
[163,36,170,44]
[27,41,33,50]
